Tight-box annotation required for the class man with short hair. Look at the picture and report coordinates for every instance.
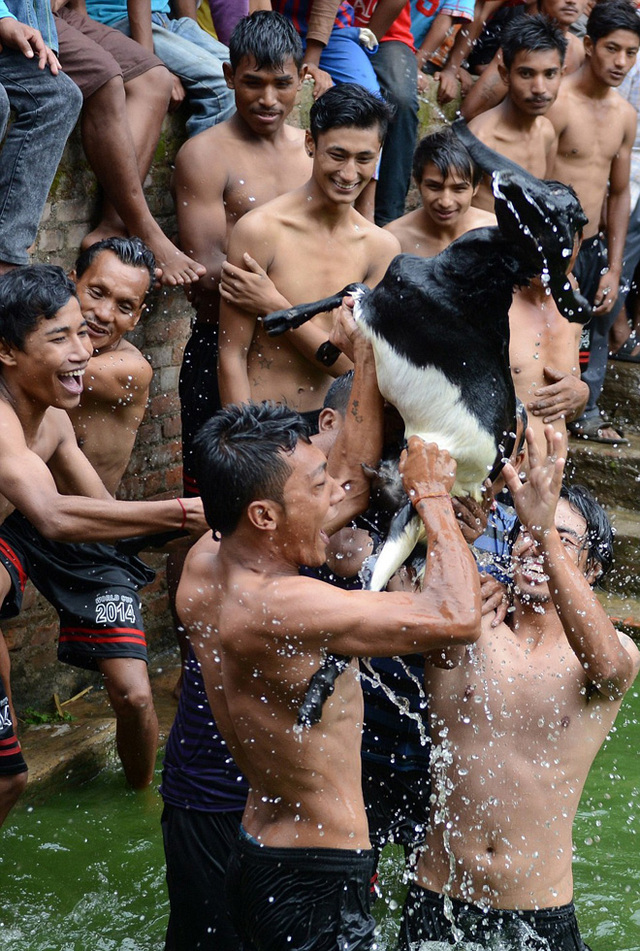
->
[385,126,496,257]
[68,237,155,495]
[468,14,566,212]
[178,398,481,950]
[398,427,639,950]
[173,10,312,496]
[218,82,401,423]
[0,266,206,818]
[548,0,640,443]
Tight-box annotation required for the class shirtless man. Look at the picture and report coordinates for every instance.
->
[509,267,588,461]
[177,401,481,950]
[217,83,401,424]
[398,426,639,950]
[0,266,205,821]
[462,0,587,121]
[468,15,566,212]
[385,126,496,258]
[172,11,311,495]
[547,0,639,443]
[68,237,154,495]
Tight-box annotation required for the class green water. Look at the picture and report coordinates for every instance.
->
[1,687,638,951]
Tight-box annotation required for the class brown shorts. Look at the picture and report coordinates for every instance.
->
[55,7,164,99]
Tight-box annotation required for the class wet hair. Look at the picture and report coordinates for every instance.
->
[501,13,568,69]
[309,83,392,145]
[322,369,354,416]
[0,265,78,350]
[509,482,614,582]
[74,237,156,296]
[586,0,640,44]
[194,402,311,537]
[412,127,482,187]
[515,400,528,455]
[559,483,614,579]
[229,11,304,72]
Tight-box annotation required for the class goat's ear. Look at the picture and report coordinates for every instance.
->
[362,463,379,479]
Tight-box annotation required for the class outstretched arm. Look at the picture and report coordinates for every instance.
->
[503,426,640,699]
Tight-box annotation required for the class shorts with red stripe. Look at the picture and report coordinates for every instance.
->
[0,511,155,672]
[0,675,27,776]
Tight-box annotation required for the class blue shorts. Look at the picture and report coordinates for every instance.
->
[0,512,155,671]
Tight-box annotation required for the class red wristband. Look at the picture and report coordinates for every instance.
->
[177,497,187,530]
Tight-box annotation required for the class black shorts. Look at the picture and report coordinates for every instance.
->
[0,512,155,671]
[226,830,377,951]
[573,234,608,364]
[179,323,221,497]
[162,804,243,951]
[398,884,592,951]
[361,757,430,853]
[0,675,27,777]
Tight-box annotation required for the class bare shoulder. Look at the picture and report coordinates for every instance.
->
[359,214,401,254]
[89,342,152,389]
[618,629,640,676]
[466,207,497,230]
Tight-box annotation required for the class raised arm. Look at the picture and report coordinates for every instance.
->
[503,426,640,699]
[323,300,383,532]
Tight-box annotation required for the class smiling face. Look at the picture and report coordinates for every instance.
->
[418,161,477,227]
[0,296,91,409]
[501,47,564,115]
[307,125,382,205]
[73,251,149,355]
[586,29,640,87]
[225,55,302,135]
[274,439,345,568]
[512,498,591,604]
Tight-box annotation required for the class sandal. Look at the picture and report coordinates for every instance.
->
[610,334,640,363]
[568,416,629,445]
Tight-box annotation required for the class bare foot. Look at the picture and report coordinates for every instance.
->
[146,232,206,287]
[82,220,128,251]
[0,261,19,277]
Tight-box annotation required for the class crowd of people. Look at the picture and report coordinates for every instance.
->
[1,2,640,950]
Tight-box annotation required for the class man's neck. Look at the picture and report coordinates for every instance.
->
[305,180,357,227]
[220,531,301,578]
[501,97,539,133]
[0,373,48,441]
[575,62,614,101]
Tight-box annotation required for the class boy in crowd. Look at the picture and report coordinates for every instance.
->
[218,83,400,422]
[173,11,312,496]
[385,127,495,257]
[468,15,566,212]
[547,0,640,443]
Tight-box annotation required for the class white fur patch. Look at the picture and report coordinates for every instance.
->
[361,325,499,499]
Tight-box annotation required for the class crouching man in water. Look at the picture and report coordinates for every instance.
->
[177,402,482,951]
[399,427,640,951]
